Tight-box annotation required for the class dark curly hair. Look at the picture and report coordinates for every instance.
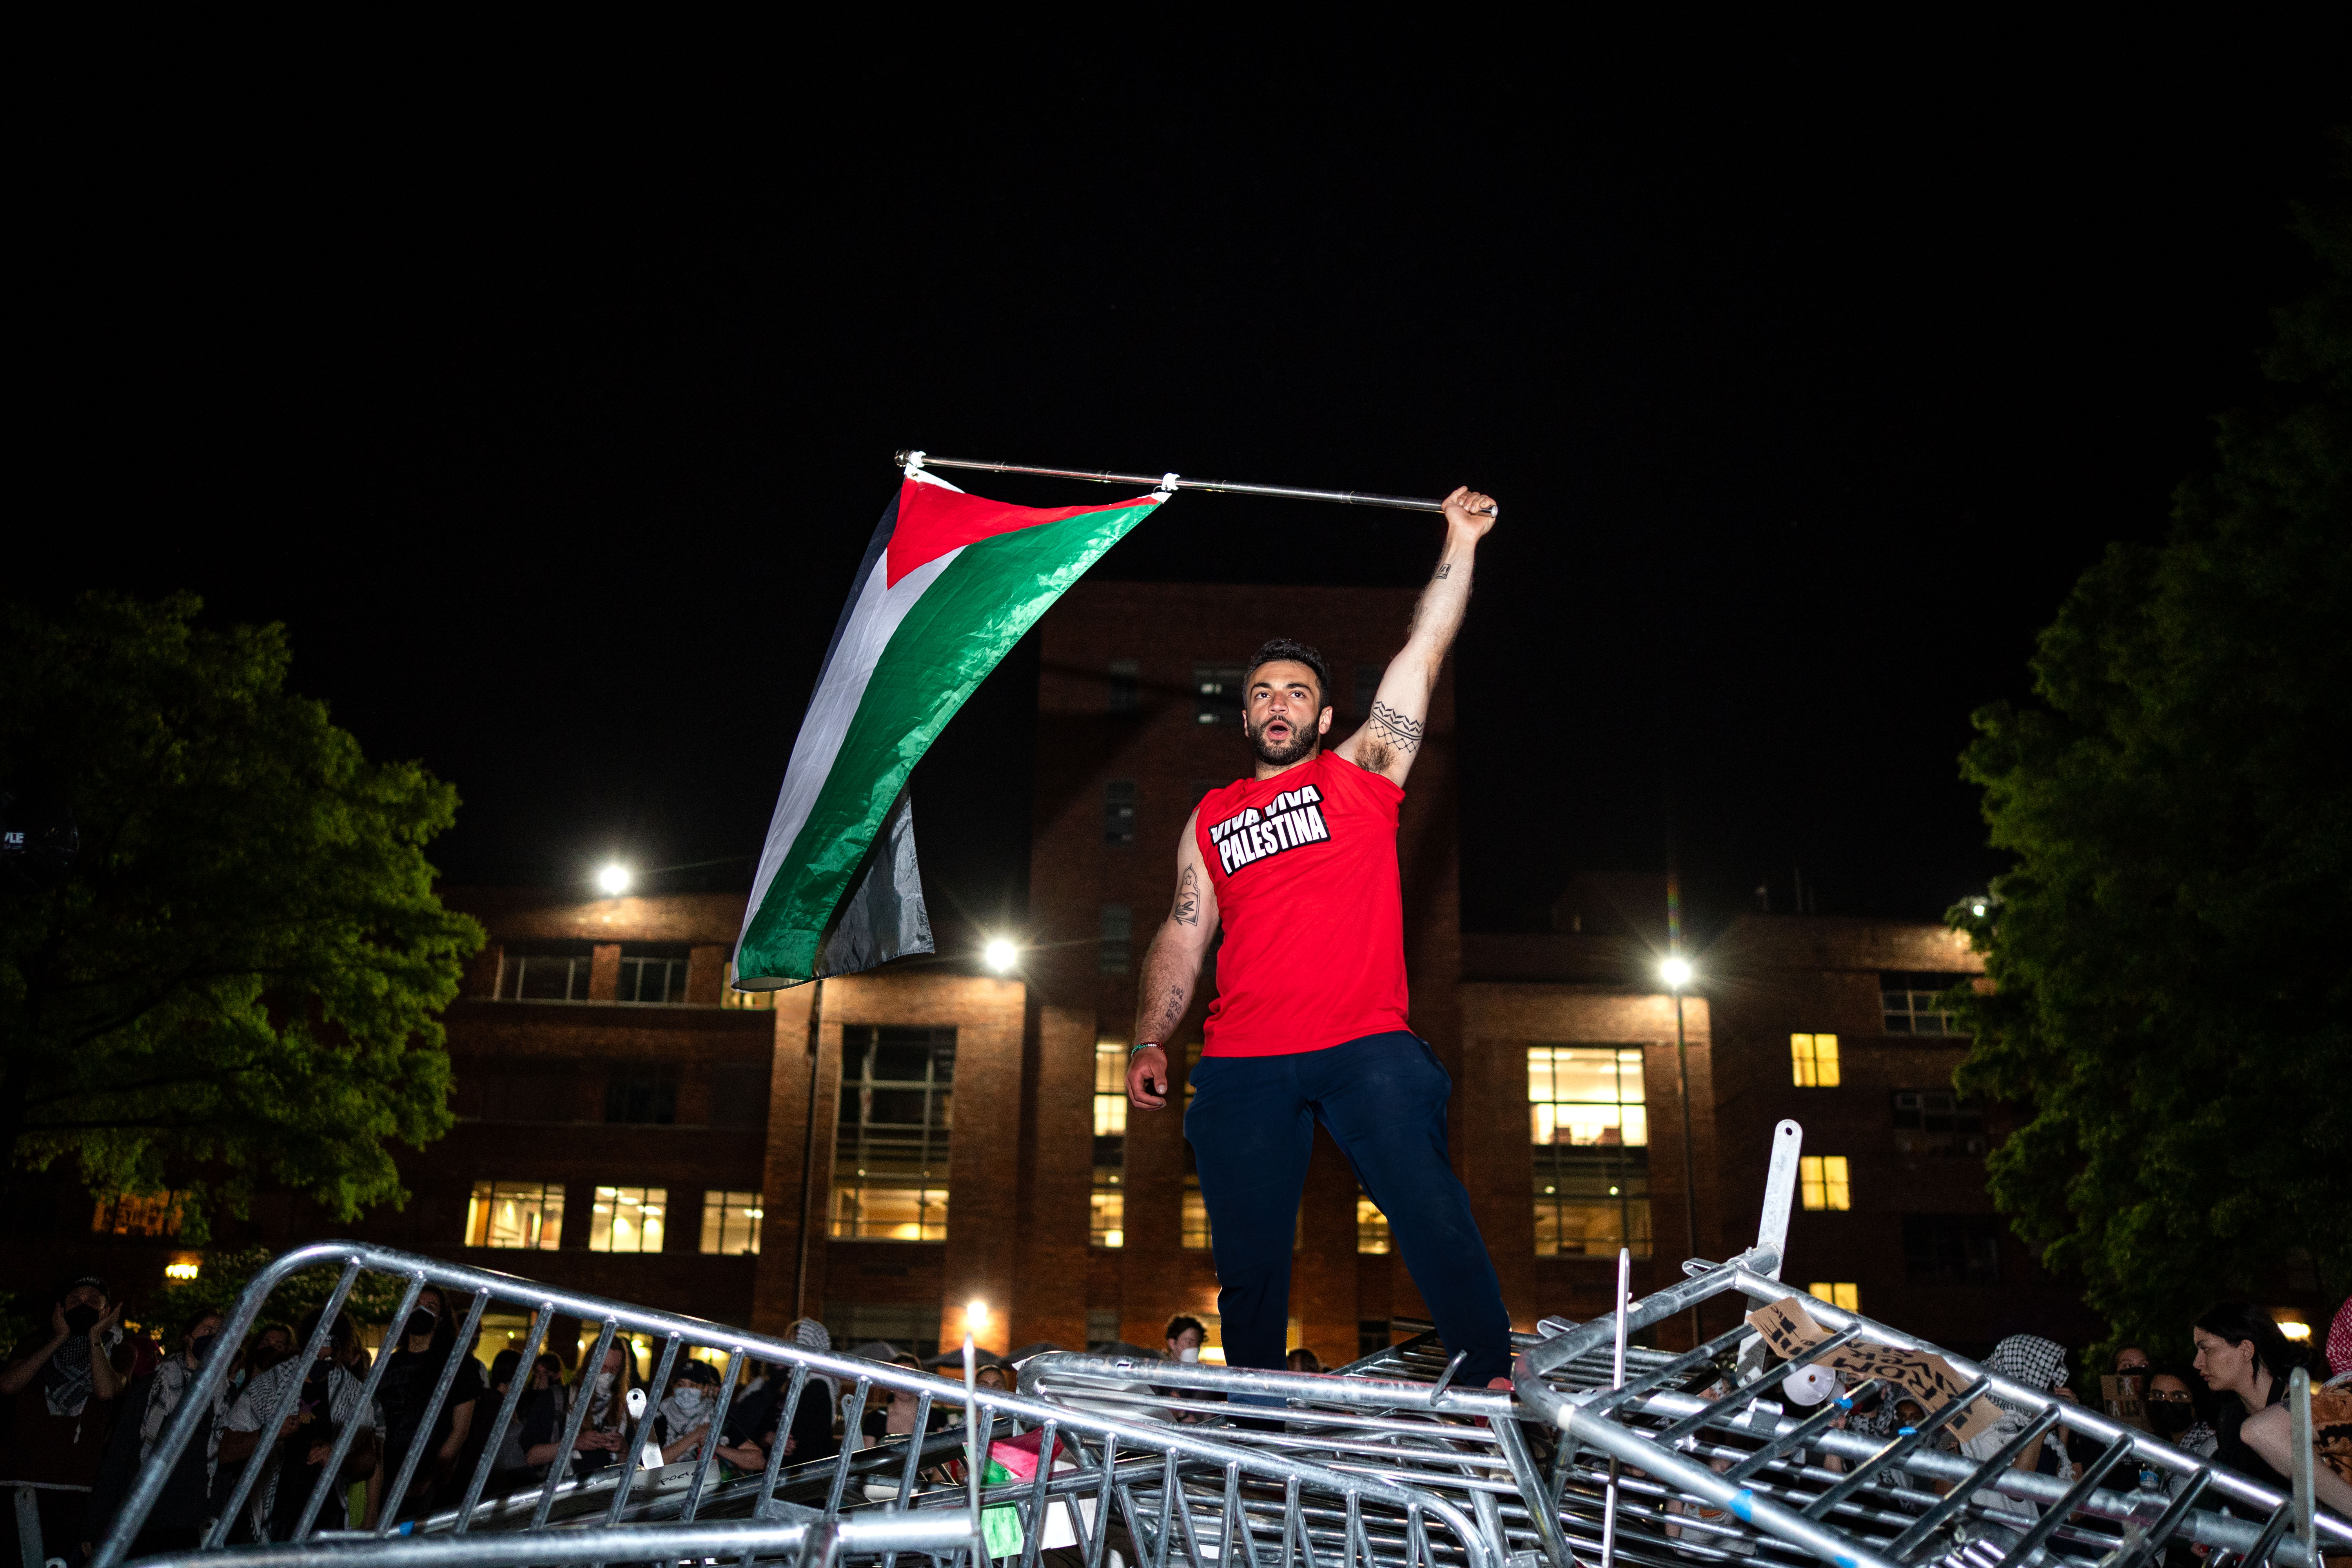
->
[1244,638,1332,709]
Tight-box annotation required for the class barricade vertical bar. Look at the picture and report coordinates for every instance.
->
[964,1337,983,1567]
[683,1347,747,1522]
[532,1318,617,1530]
[828,1377,871,1521]
[292,1272,425,1541]
[603,1332,682,1525]
[452,1303,552,1532]
[2290,1368,2314,1558]
[744,1365,806,1568]
[207,1256,365,1547]
[1599,1246,1629,1568]
[377,1286,491,1532]
[1017,1421,1058,1568]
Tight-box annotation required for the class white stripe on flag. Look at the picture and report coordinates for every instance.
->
[742,546,960,941]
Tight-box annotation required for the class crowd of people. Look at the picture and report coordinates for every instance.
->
[4,1278,2345,1568]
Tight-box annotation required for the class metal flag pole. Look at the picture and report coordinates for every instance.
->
[894,451,1499,517]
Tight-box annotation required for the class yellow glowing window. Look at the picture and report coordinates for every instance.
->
[1790,1033,1840,1087]
[1181,1176,1210,1250]
[1093,1044,1129,1136]
[1808,1282,1860,1312]
[466,1180,565,1249]
[1357,1194,1392,1255]
[699,1189,762,1255]
[1091,1182,1125,1249]
[1798,1155,1850,1211]
[589,1185,667,1252]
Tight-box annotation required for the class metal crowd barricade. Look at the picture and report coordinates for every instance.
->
[97,1241,1499,1568]
[1504,1127,2352,1568]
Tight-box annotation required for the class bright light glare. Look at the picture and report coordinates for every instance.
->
[1971,901,1988,917]
[984,938,1017,972]
[967,1298,991,1330]
[1661,956,1693,988]
[597,864,630,896]
[2281,1321,2312,1341]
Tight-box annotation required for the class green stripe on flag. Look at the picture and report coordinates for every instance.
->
[738,497,1157,981]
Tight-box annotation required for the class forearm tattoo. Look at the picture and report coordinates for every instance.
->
[1434,561,1452,579]
[1140,983,1187,1044]
[1172,865,1200,926]
[1368,699,1425,754]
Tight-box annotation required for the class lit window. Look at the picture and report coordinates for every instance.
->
[1528,1045,1652,1258]
[1808,1282,1860,1312]
[1103,780,1137,846]
[1181,1175,1210,1250]
[1799,1155,1851,1211]
[699,1189,762,1255]
[831,1025,954,1241]
[1093,1044,1127,1247]
[1790,1033,1840,1087]
[589,1185,666,1252]
[466,1180,564,1249]
[496,946,592,1001]
[1357,1193,1392,1255]
[616,946,689,1004]
[91,1191,186,1238]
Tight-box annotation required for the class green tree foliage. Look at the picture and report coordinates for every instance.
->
[0,594,483,1238]
[1955,171,2351,1351]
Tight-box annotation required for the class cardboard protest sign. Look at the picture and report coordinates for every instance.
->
[1745,1296,1999,1444]
[2102,1374,2152,1432]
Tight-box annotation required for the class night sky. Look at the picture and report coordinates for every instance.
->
[20,50,2346,949]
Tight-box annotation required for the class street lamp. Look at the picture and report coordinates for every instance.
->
[984,938,1017,973]
[597,864,631,896]
[1663,954,1701,1348]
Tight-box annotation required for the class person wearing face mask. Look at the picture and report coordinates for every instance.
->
[363,1287,485,1528]
[523,1343,632,1481]
[2,1276,124,1568]
[1164,1317,1206,1365]
[218,1307,376,1542]
[2143,1370,2215,1456]
[652,1360,732,1468]
[82,1314,230,1559]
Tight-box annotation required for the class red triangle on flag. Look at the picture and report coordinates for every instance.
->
[886,477,1154,587]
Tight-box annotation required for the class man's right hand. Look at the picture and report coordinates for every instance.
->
[1126,1046,1169,1110]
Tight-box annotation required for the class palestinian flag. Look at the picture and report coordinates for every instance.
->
[734,469,1169,988]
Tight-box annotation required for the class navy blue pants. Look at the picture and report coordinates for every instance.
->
[1183,1030,1513,1384]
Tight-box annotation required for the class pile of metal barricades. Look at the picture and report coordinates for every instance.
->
[100,1122,2350,1568]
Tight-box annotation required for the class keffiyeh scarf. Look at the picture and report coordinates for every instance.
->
[138,1355,228,1483]
[45,1332,96,1417]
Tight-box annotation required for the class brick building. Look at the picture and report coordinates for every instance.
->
[36,581,2102,1363]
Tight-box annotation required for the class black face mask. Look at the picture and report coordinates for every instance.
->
[2150,1401,2196,1436]
[187,1332,217,1364]
[405,1309,439,1341]
[63,1305,101,1335]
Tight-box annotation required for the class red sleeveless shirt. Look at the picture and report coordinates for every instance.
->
[1193,749,1411,1057]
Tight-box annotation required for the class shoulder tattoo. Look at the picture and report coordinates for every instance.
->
[1172,864,1200,926]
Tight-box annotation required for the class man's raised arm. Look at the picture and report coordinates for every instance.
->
[1336,485,1497,786]
[1125,807,1221,1109]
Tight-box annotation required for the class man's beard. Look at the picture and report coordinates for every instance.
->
[1246,714,1320,768]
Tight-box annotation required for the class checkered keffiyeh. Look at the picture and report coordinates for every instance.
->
[2325,1298,2352,1382]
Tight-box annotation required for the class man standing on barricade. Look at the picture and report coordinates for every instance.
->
[1125,485,1514,1387]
